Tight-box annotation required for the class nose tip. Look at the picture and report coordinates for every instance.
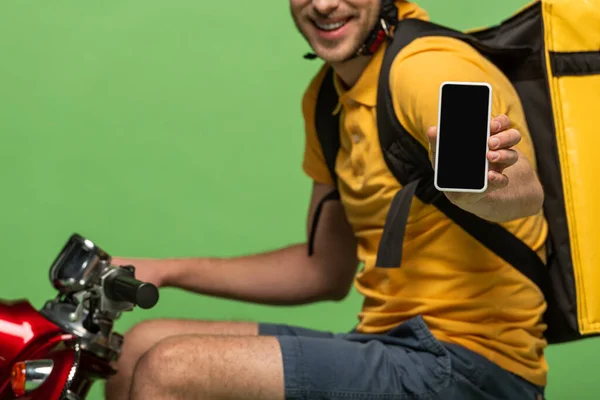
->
[313,0,340,16]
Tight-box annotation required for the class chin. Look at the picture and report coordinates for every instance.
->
[318,52,352,64]
[313,44,358,65]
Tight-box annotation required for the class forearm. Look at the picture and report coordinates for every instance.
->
[461,154,544,222]
[160,243,349,305]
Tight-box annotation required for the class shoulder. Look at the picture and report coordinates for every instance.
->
[389,35,516,103]
[301,63,331,115]
[299,63,337,185]
[390,34,502,77]
[300,63,331,143]
[387,35,523,144]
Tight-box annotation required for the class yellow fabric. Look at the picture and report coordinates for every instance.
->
[542,0,600,334]
[301,1,549,387]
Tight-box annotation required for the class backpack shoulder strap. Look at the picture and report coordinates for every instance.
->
[374,19,552,302]
[307,66,342,256]
[314,67,341,186]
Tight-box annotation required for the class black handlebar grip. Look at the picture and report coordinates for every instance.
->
[105,273,159,309]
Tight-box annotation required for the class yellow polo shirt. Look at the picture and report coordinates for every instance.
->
[301,1,549,387]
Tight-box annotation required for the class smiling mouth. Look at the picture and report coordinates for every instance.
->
[312,18,351,32]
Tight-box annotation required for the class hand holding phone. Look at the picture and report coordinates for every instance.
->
[428,81,522,204]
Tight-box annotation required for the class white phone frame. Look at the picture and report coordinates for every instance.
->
[433,81,493,194]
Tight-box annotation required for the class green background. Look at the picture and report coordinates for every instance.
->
[0,0,597,398]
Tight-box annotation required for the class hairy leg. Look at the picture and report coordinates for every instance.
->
[121,316,544,400]
[129,335,284,400]
[104,320,258,400]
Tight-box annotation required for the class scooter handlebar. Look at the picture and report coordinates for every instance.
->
[104,273,159,309]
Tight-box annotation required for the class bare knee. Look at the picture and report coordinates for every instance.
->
[129,335,284,400]
[106,320,183,399]
[114,320,163,372]
[132,336,199,395]
[113,318,259,378]
[119,319,257,362]
[107,318,261,399]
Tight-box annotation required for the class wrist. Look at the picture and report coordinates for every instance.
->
[160,257,212,288]
[447,192,501,222]
[133,258,179,289]
[159,258,184,288]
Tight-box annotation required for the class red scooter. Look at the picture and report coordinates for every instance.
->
[0,234,159,399]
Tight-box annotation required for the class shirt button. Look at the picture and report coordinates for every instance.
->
[352,133,361,143]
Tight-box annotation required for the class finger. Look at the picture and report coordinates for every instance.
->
[491,114,511,133]
[488,149,519,168]
[489,128,521,150]
[488,170,509,190]
[427,126,437,146]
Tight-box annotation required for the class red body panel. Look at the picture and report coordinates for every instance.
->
[0,300,114,399]
[0,301,64,376]
[1,347,78,400]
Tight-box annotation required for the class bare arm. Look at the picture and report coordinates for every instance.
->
[113,182,359,305]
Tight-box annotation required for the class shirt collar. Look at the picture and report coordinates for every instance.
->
[330,1,430,110]
[333,43,387,109]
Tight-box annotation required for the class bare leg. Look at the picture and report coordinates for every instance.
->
[104,319,258,400]
[129,335,284,400]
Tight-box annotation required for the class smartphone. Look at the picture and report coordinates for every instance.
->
[434,81,492,193]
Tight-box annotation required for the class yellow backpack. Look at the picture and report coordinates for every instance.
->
[310,0,600,344]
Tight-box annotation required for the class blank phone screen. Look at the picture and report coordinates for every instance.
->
[435,83,491,191]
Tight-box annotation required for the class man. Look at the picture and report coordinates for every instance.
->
[105,1,548,399]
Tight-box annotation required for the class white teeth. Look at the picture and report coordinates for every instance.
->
[315,20,347,31]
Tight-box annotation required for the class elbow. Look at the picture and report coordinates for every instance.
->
[309,271,354,302]
[322,274,355,302]
[326,284,352,301]
[309,253,358,302]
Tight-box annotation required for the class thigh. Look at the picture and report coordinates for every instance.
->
[272,317,454,400]
[258,322,336,339]
[442,343,545,400]
[119,319,259,367]
[268,316,543,400]
[132,318,259,339]
[129,318,259,338]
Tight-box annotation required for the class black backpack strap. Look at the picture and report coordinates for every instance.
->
[314,67,341,186]
[374,19,465,268]
[374,19,552,300]
[375,179,420,267]
[308,67,343,256]
[308,189,340,256]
